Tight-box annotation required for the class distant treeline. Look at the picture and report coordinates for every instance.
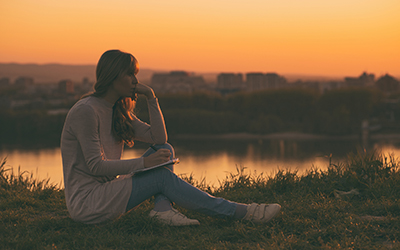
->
[1,88,398,146]
[0,110,66,147]
[149,88,390,136]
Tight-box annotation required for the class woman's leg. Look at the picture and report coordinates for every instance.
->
[126,143,280,224]
[126,143,175,212]
[127,167,237,218]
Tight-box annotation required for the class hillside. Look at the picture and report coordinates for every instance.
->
[0,63,157,84]
[1,152,400,249]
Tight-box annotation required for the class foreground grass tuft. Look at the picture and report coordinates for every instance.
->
[1,151,400,249]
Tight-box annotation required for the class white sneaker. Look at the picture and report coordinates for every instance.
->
[149,208,200,226]
[243,203,281,223]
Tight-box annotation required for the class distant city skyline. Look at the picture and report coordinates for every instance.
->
[1,1,399,77]
[0,55,398,80]
[1,63,399,85]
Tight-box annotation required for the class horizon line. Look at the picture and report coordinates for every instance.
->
[1,61,399,79]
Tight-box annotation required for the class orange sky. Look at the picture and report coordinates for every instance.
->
[0,0,399,77]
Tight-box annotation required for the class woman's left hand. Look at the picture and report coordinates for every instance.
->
[134,82,155,99]
[143,149,171,168]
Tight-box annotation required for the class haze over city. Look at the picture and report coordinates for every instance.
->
[1,0,399,78]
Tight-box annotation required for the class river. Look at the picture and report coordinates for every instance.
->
[1,136,400,188]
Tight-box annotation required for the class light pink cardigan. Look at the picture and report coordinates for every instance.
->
[61,96,167,224]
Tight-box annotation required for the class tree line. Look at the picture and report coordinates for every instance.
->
[1,88,398,147]
[146,88,387,136]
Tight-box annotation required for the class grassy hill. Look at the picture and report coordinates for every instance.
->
[1,151,399,249]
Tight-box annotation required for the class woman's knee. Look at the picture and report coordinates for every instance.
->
[154,143,175,158]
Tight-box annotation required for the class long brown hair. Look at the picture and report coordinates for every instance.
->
[88,49,138,147]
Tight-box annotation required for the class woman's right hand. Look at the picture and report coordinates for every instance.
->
[134,82,155,99]
[143,149,171,168]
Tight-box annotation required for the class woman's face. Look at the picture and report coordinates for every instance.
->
[111,63,139,98]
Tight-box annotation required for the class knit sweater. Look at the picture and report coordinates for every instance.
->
[61,96,167,224]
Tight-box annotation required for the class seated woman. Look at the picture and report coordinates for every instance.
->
[61,49,281,226]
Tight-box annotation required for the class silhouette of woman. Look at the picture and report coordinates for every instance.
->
[61,49,281,225]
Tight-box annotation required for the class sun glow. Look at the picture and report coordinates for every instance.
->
[1,0,399,76]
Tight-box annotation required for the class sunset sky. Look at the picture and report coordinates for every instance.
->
[1,0,399,77]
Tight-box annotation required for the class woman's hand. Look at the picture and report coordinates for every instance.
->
[134,82,155,99]
[143,149,171,168]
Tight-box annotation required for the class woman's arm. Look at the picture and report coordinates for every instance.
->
[131,83,168,144]
[67,103,144,176]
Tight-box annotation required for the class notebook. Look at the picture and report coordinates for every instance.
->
[133,158,180,173]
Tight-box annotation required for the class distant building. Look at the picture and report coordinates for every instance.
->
[10,99,31,109]
[14,76,35,94]
[83,77,90,85]
[0,77,10,87]
[75,77,93,94]
[320,81,343,93]
[375,74,399,93]
[58,79,75,94]
[9,98,45,109]
[344,72,375,88]
[293,80,320,92]
[14,76,34,87]
[246,73,266,91]
[217,73,243,90]
[265,73,287,89]
[246,72,286,91]
[35,83,57,95]
[151,71,205,93]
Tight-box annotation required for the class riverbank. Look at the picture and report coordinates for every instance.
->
[1,132,400,150]
[1,151,400,249]
[173,132,400,141]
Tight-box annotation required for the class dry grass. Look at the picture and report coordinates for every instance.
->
[1,151,399,249]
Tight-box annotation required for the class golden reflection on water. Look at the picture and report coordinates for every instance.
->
[1,143,399,189]
[1,148,64,187]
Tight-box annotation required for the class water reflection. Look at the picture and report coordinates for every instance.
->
[168,138,363,160]
[1,138,399,188]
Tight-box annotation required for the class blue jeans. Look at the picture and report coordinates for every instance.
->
[126,143,237,218]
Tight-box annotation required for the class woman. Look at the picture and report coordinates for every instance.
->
[61,49,281,225]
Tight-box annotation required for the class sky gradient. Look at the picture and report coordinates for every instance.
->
[1,0,399,77]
